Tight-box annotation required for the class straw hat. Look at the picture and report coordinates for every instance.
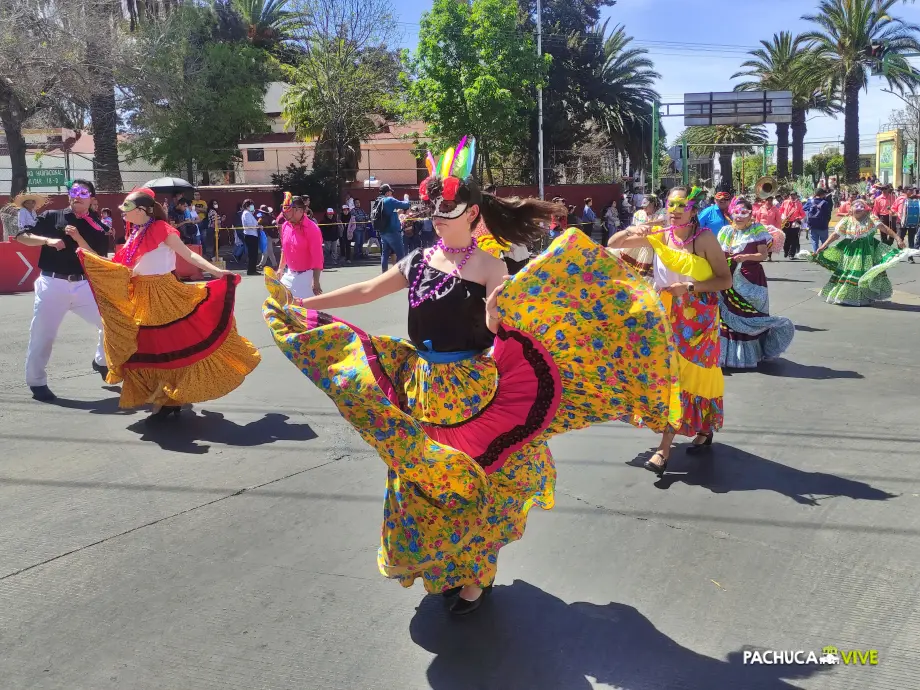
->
[12,192,49,209]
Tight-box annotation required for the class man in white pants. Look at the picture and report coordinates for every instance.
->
[276,194,324,299]
[15,179,110,402]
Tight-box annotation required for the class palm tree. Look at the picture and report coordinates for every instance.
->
[802,0,920,182]
[680,125,768,193]
[229,0,302,48]
[733,33,840,179]
[587,21,661,171]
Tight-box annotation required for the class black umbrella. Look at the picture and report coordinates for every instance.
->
[141,177,195,196]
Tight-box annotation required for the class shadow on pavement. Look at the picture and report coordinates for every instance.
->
[793,324,827,332]
[126,410,318,454]
[766,277,813,283]
[872,301,920,313]
[726,360,863,380]
[410,580,826,690]
[628,444,895,506]
[46,395,136,416]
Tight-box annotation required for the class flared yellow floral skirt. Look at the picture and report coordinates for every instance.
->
[81,251,260,408]
[262,229,681,593]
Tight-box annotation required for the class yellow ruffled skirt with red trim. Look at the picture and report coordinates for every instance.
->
[81,251,260,408]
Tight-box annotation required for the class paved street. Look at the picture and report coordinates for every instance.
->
[1,256,919,690]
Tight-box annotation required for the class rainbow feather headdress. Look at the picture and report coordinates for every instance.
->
[420,136,477,202]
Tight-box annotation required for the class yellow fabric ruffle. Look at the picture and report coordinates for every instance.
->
[82,251,260,408]
[648,234,715,281]
[474,230,510,259]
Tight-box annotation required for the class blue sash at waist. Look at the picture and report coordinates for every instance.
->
[415,339,484,364]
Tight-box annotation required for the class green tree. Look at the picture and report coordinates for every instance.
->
[679,125,768,193]
[125,5,270,183]
[802,0,920,182]
[732,32,839,179]
[587,21,661,171]
[518,0,615,177]
[281,0,400,199]
[230,0,302,47]
[827,153,846,178]
[409,0,547,183]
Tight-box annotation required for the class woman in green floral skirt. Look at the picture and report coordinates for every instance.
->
[813,199,911,306]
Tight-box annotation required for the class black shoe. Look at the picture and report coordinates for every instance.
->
[449,585,492,616]
[30,385,56,402]
[686,432,714,455]
[92,360,109,381]
[146,405,182,423]
[643,450,668,476]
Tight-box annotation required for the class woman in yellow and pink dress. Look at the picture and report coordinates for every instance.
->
[608,186,733,475]
[262,138,681,614]
[79,189,260,419]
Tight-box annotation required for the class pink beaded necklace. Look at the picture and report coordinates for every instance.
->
[122,219,153,266]
[408,238,476,309]
[668,222,704,247]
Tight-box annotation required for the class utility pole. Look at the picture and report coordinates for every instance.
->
[536,0,545,200]
[651,101,659,195]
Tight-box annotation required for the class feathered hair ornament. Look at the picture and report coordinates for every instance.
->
[420,136,477,201]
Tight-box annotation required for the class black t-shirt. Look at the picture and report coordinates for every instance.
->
[321,220,340,242]
[25,209,110,275]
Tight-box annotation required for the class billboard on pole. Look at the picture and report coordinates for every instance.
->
[684,91,792,127]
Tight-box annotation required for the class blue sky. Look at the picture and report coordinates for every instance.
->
[393,0,920,155]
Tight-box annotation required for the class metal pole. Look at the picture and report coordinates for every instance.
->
[536,0,544,200]
[651,101,659,195]
[681,136,689,186]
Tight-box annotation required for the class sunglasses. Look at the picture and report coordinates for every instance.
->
[69,185,92,199]
[432,198,468,219]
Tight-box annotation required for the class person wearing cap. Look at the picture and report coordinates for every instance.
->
[13,179,109,402]
[257,204,279,270]
[697,191,731,235]
[780,192,805,258]
[804,188,832,253]
[276,194,323,299]
[375,183,411,272]
[340,204,354,264]
[872,184,897,245]
[11,192,48,236]
[320,207,342,265]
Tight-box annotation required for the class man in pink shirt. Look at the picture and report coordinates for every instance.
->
[276,194,324,298]
[872,185,897,245]
[756,195,782,228]
[779,192,806,258]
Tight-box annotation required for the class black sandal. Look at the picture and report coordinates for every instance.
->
[643,450,668,476]
[686,432,713,455]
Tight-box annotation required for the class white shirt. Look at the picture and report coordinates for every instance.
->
[241,210,259,236]
[652,253,689,290]
[18,207,38,230]
[133,243,176,276]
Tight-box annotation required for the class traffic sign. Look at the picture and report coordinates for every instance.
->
[27,167,66,188]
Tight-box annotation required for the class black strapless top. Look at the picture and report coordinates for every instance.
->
[399,249,494,352]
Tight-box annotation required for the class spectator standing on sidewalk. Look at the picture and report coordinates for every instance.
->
[373,183,411,272]
[351,198,370,259]
[340,204,354,264]
[581,197,597,238]
[241,198,261,275]
[321,208,341,265]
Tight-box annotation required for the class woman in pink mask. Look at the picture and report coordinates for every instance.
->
[716,197,794,368]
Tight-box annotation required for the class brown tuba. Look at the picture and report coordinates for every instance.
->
[754,176,778,199]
